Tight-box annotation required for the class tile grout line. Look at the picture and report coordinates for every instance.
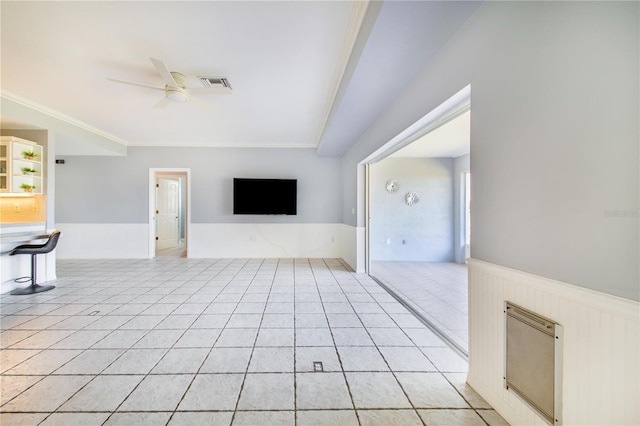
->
[228,258,272,425]
[26,260,196,425]
[292,258,298,426]
[325,258,427,425]
[0,258,503,426]
[360,269,484,423]
[2,269,172,418]
[158,258,243,426]
[440,373,492,426]
[102,258,245,426]
[369,273,468,360]
[318,258,361,426]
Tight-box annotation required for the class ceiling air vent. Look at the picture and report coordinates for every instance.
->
[199,76,232,90]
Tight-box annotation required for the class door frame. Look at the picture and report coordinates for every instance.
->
[365,163,371,274]
[361,85,471,273]
[148,168,191,258]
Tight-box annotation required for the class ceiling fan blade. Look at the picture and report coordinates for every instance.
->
[154,96,171,109]
[189,95,216,114]
[150,57,178,88]
[107,77,164,91]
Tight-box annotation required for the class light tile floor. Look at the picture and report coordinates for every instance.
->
[371,262,468,352]
[0,258,506,426]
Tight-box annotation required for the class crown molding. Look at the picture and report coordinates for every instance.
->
[126,142,318,149]
[1,90,129,147]
[314,0,372,148]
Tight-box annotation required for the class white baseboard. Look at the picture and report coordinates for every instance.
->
[467,258,639,426]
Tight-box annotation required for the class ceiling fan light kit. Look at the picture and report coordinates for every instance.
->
[166,87,188,103]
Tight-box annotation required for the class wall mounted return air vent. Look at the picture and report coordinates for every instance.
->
[504,302,563,425]
[199,76,232,91]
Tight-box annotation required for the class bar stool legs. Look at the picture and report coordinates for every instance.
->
[10,254,56,295]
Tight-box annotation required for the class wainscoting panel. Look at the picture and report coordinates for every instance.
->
[189,223,344,259]
[55,223,348,261]
[467,259,639,426]
[339,225,365,273]
[55,223,149,259]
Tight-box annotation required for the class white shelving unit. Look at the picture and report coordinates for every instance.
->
[0,136,44,195]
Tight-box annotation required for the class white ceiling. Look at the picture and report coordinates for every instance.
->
[0,1,480,156]
[390,110,470,158]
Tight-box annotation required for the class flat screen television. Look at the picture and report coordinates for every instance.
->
[233,178,297,215]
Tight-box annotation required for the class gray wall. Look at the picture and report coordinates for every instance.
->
[56,147,342,224]
[342,2,639,300]
[370,158,453,261]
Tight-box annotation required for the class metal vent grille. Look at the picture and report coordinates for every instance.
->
[199,77,231,89]
[505,302,563,425]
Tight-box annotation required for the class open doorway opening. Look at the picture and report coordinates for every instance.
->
[364,86,471,356]
[148,169,191,258]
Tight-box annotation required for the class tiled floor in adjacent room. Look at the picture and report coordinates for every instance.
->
[0,258,507,425]
[371,262,469,352]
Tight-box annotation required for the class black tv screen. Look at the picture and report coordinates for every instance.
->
[233,178,297,215]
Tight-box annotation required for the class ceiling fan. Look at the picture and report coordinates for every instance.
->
[108,57,231,111]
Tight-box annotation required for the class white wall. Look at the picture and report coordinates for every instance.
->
[339,224,363,272]
[190,223,344,259]
[54,223,148,259]
[341,1,639,424]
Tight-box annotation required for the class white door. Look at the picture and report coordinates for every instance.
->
[156,178,180,250]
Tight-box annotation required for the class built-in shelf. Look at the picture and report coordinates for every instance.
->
[0,136,44,195]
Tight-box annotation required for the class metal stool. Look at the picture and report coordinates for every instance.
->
[9,230,61,295]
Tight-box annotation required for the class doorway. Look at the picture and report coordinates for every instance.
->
[148,168,191,258]
[363,85,471,356]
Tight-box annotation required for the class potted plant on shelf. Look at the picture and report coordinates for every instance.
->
[20,183,36,193]
[22,150,38,160]
[21,167,37,175]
